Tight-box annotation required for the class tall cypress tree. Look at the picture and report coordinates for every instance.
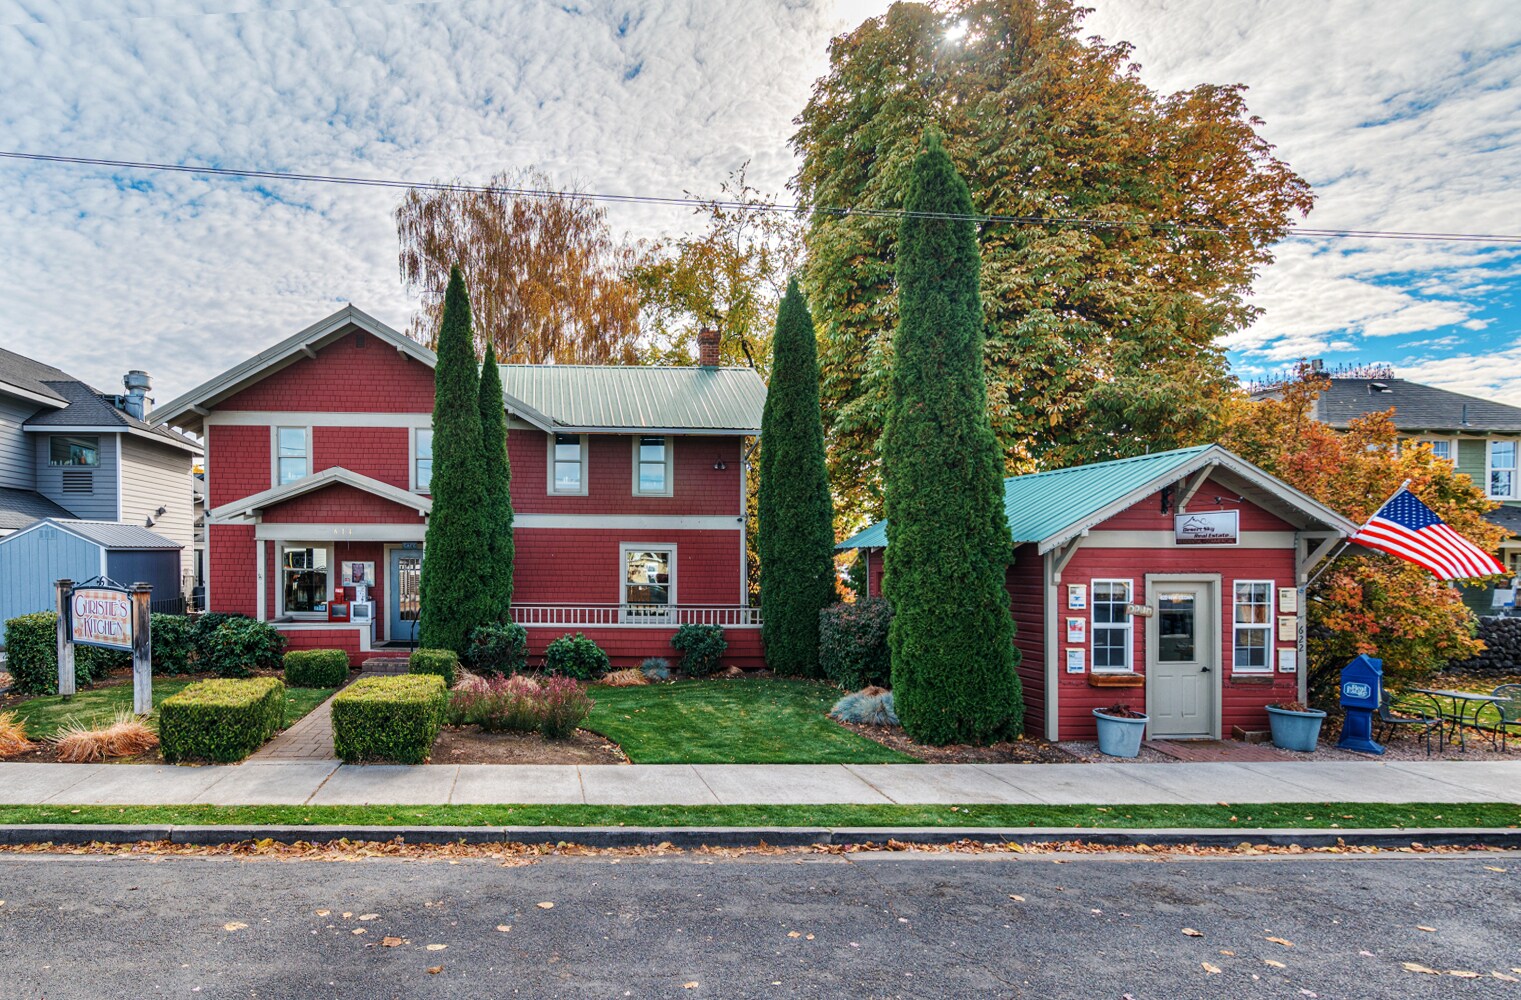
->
[477,342,515,619]
[882,133,1023,745]
[419,266,492,653]
[758,277,836,677]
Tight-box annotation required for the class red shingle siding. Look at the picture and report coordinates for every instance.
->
[509,432,742,515]
[209,523,257,615]
[261,484,427,525]
[218,333,434,412]
[207,425,271,506]
[277,627,366,666]
[314,426,411,488]
[514,528,743,606]
[525,625,764,671]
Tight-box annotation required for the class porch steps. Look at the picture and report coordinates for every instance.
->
[361,656,410,676]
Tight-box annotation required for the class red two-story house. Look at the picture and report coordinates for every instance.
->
[150,305,766,668]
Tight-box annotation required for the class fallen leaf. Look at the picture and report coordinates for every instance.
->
[1182,928,1204,937]
[359,914,379,921]
[351,928,366,936]
[1266,936,1294,948]
[496,925,511,933]
[787,931,801,939]
[427,966,443,975]
[1008,894,1024,902]
[537,902,554,910]
[426,944,447,951]
[315,910,330,917]
[342,912,352,919]
[1416,926,1436,933]
[223,922,248,932]
[1263,959,1286,969]
[1360,950,1375,957]
[1220,950,1235,957]
[381,937,403,948]
[1449,971,1481,979]
[1402,962,1442,975]
[1201,962,1222,975]
[805,934,815,941]
[1484,866,1507,873]
[1493,972,1520,982]
[682,984,699,990]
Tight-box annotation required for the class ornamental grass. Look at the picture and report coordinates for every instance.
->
[52,709,158,763]
[0,711,34,758]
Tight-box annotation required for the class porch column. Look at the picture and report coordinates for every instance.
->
[256,539,267,621]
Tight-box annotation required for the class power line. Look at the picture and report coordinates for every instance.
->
[3,149,1520,245]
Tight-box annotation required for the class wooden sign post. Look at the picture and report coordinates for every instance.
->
[130,583,153,716]
[56,578,152,715]
[55,578,75,699]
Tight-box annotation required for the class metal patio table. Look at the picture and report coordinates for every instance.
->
[1409,688,1509,752]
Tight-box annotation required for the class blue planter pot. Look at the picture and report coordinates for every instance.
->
[1092,709,1148,758]
[1265,705,1327,752]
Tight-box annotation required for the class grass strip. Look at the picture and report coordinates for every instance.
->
[0,801,1515,830]
[11,681,335,739]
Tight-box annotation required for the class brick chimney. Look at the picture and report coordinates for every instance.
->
[697,328,720,367]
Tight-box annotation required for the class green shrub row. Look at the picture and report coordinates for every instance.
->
[545,632,609,680]
[2,612,130,695]
[284,648,350,688]
[408,647,459,688]
[671,624,726,677]
[199,617,285,678]
[464,621,529,675]
[159,677,286,763]
[332,674,448,764]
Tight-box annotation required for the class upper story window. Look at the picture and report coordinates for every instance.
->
[49,435,99,467]
[414,428,433,493]
[548,433,588,495]
[1417,438,1453,463]
[634,435,672,496]
[1489,440,1517,500]
[276,427,308,485]
[1091,579,1133,672]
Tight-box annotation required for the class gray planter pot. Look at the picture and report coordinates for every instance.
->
[1092,709,1148,758]
[1265,704,1327,752]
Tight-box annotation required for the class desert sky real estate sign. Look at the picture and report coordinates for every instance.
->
[1173,510,1239,545]
[70,586,133,650]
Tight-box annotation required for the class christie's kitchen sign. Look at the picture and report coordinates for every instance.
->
[1173,510,1240,545]
[70,587,134,651]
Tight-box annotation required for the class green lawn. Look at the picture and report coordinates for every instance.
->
[7,679,336,739]
[583,677,916,764]
[0,801,1514,830]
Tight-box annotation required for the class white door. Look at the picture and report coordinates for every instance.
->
[1147,580,1217,738]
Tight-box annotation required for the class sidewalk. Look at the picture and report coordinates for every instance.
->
[1,759,1517,807]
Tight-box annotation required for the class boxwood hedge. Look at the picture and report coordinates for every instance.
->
[159,677,287,763]
[408,647,459,688]
[331,674,447,764]
[284,648,350,688]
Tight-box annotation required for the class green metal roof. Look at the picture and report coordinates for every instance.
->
[498,364,766,434]
[838,444,1354,553]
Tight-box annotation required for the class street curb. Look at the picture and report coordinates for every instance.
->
[0,824,1517,849]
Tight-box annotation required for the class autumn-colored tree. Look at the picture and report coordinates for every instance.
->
[397,168,641,363]
[1220,372,1501,701]
[792,0,1312,522]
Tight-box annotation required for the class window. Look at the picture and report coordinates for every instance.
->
[1157,591,1198,662]
[550,433,587,494]
[49,435,99,467]
[633,435,671,495]
[1232,581,1274,673]
[1489,440,1516,500]
[1091,580,1132,672]
[281,546,329,615]
[1418,439,1453,463]
[414,428,433,493]
[623,546,674,621]
[276,427,308,485]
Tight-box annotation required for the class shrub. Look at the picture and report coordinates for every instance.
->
[829,689,899,727]
[149,613,195,675]
[190,611,245,661]
[545,633,609,681]
[409,648,460,688]
[819,598,893,690]
[332,674,447,764]
[284,649,350,689]
[464,621,529,675]
[449,673,544,732]
[201,617,285,678]
[0,711,33,758]
[640,657,671,681]
[539,676,594,740]
[2,611,129,695]
[53,708,160,762]
[671,624,726,678]
[159,677,286,763]
[602,668,648,687]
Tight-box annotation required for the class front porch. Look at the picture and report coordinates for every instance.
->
[511,604,764,670]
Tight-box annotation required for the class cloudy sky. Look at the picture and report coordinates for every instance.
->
[1,0,1518,406]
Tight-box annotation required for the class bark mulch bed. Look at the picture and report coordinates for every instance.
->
[431,726,629,765]
[834,719,1076,764]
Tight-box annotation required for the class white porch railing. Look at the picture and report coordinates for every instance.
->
[511,604,763,628]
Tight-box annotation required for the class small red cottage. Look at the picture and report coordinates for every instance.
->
[149,305,766,668]
[841,445,1358,742]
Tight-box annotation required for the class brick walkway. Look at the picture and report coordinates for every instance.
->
[1143,739,1291,763]
[248,692,339,762]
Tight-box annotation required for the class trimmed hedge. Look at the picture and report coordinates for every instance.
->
[464,622,528,675]
[149,613,195,675]
[201,617,285,678]
[545,632,609,681]
[284,649,350,689]
[332,674,447,764]
[819,598,893,690]
[2,611,128,695]
[159,677,287,763]
[671,623,727,678]
[408,648,459,688]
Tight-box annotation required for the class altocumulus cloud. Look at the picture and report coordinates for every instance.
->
[1,0,1518,402]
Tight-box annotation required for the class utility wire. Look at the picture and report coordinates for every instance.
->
[3,149,1520,245]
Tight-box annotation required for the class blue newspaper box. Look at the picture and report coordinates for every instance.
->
[1336,654,1384,754]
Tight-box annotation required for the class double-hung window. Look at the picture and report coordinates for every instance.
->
[623,545,674,622]
[276,427,308,485]
[633,436,672,495]
[1091,580,1132,672]
[414,428,434,493]
[1418,438,1453,463]
[1490,440,1517,500]
[1232,581,1273,673]
[281,546,329,615]
[550,433,587,495]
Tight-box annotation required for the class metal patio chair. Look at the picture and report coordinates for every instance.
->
[1375,689,1441,757]
[1490,684,1520,753]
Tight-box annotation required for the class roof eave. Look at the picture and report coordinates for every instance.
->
[0,381,68,409]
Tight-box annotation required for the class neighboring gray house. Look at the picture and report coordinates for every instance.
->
[0,348,200,601]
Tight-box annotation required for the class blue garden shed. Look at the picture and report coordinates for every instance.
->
[0,518,183,630]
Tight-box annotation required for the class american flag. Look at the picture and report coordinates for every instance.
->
[1351,488,1506,581]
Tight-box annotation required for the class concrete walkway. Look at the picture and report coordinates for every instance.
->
[0,759,1517,808]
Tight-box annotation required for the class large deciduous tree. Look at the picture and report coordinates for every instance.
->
[398,168,641,363]
[883,133,1022,745]
[758,278,836,677]
[418,266,493,654]
[477,342,515,620]
[792,0,1313,521]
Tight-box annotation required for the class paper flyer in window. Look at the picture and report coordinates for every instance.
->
[1065,617,1086,644]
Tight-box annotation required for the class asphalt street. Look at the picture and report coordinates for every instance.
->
[0,849,1517,998]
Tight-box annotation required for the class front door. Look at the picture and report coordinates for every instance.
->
[388,547,423,644]
[1147,580,1217,738]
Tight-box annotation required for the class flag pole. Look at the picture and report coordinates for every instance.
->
[1304,478,1412,589]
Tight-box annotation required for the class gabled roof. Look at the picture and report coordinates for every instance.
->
[0,347,70,408]
[497,364,766,435]
[209,466,432,521]
[839,444,1358,554]
[0,487,74,533]
[22,379,201,454]
[150,305,437,434]
[1,517,181,550]
[1256,377,1521,433]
